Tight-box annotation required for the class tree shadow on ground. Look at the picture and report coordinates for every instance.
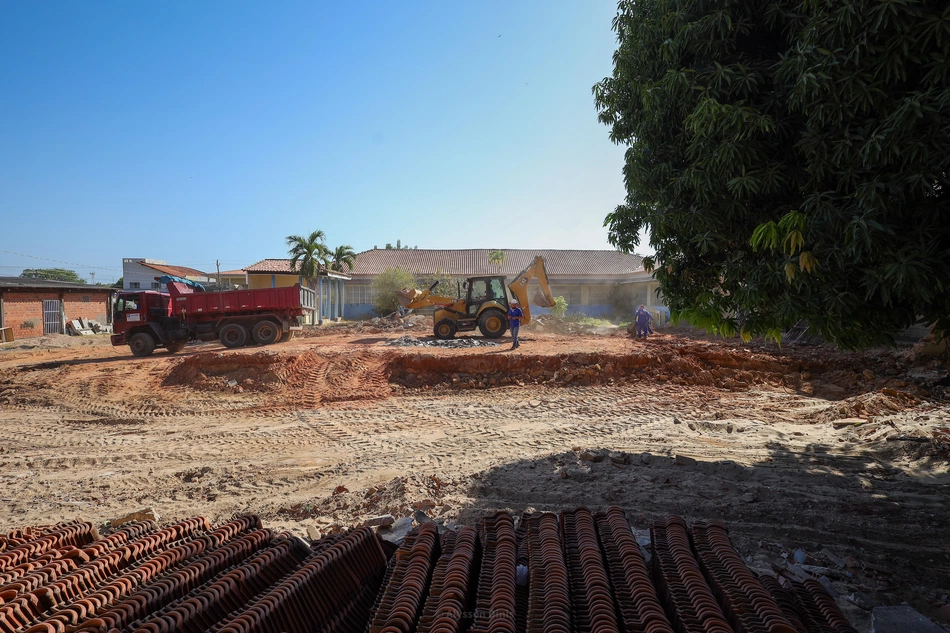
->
[454,441,950,628]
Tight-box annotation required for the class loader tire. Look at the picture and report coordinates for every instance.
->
[219,324,249,348]
[252,320,281,345]
[434,319,457,340]
[165,341,186,354]
[478,309,508,338]
[129,333,156,357]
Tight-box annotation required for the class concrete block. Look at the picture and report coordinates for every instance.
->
[871,606,944,633]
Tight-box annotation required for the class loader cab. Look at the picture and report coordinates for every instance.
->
[466,276,508,316]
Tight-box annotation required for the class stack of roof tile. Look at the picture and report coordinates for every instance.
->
[1,509,859,633]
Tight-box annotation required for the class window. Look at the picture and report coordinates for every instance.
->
[151,282,161,289]
[129,282,140,289]
[589,286,609,305]
[345,284,376,304]
[81,296,91,303]
[551,285,581,305]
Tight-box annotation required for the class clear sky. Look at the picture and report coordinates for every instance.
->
[0,1,646,283]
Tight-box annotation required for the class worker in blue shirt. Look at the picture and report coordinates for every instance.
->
[508,299,524,349]
[635,305,654,340]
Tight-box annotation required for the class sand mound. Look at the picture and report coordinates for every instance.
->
[814,388,921,423]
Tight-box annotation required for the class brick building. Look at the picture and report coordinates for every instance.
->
[0,278,115,340]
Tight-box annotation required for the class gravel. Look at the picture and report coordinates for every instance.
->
[384,335,500,348]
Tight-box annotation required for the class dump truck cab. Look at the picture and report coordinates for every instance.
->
[111,290,189,356]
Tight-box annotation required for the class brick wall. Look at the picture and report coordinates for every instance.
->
[63,292,111,325]
[1,290,112,340]
[0,291,58,339]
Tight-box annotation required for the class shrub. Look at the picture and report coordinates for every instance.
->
[550,296,568,319]
[372,267,417,316]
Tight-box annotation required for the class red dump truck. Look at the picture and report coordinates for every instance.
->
[110,281,316,357]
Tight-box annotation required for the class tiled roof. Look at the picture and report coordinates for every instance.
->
[0,277,113,291]
[217,269,246,276]
[139,262,209,278]
[345,249,646,277]
[0,509,856,633]
[243,259,315,274]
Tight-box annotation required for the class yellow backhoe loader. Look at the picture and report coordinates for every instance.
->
[396,256,556,340]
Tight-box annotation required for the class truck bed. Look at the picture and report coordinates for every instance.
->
[167,282,315,317]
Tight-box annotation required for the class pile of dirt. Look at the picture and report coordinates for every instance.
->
[814,388,922,423]
[163,349,394,406]
[163,351,286,392]
[384,335,499,348]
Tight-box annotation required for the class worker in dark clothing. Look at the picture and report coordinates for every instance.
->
[635,305,654,340]
[508,299,524,349]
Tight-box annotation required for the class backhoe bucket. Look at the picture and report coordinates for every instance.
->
[396,288,424,308]
[532,289,555,308]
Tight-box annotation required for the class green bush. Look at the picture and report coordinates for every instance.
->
[372,267,417,316]
[550,296,568,318]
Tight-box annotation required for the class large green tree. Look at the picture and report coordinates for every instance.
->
[594,0,950,348]
[20,268,86,284]
[286,230,329,289]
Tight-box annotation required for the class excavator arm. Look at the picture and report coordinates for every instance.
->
[508,256,555,325]
[396,282,457,310]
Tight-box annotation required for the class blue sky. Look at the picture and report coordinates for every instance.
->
[0,1,645,283]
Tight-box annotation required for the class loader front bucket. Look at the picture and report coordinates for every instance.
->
[396,288,424,308]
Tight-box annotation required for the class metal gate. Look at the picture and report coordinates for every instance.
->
[42,299,62,334]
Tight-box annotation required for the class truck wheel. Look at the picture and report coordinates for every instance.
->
[478,309,508,338]
[279,331,294,343]
[252,320,281,345]
[165,341,186,354]
[129,333,156,357]
[219,324,249,348]
[434,319,457,340]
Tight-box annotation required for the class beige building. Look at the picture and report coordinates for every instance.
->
[340,248,664,320]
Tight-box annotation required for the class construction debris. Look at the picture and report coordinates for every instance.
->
[384,334,500,348]
[66,317,111,336]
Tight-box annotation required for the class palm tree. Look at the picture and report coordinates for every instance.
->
[286,230,329,288]
[328,245,357,272]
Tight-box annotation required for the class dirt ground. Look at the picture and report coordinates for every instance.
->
[1,323,948,631]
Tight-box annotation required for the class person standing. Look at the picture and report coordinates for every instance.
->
[635,305,654,340]
[508,299,524,349]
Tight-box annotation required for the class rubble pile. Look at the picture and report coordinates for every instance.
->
[385,335,500,348]
[0,508,878,633]
[66,317,110,336]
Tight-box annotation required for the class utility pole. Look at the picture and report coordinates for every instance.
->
[89,271,95,285]
[216,259,221,290]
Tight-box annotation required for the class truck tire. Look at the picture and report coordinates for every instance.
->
[252,320,281,345]
[477,309,508,338]
[129,332,156,357]
[279,331,294,343]
[165,341,186,354]
[219,323,249,348]
[434,319,457,340]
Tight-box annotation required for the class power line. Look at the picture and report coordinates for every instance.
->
[0,250,120,272]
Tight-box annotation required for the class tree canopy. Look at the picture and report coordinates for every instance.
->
[286,230,329,286]
[20,268,86,284]
[594,0,950,348]
[328,245,357,272]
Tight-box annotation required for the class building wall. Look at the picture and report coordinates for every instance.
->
[123,260,167,291]
[341,279,666,320]
[247,273,303,290]
[1,291,111,339]
[1,291,58,338]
